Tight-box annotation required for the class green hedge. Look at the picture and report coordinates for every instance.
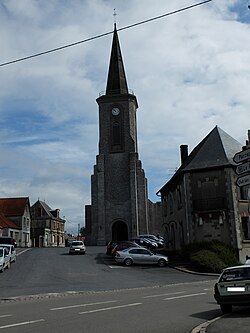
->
[182,240,239,273]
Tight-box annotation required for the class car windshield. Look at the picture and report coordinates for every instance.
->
[72,242,83,246]
[0,248,3,256]
[220,267,250,282]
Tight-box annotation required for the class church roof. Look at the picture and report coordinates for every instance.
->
[105,24,128,95]
[157,126,242,193]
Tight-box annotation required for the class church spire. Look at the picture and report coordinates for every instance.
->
[105,24,129,95]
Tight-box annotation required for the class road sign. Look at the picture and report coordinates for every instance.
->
[233,148,250,164]
[236,174,250,187]
[236,161,250,175]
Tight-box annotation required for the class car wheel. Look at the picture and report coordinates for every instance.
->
[124,258,133,266]
[158,259,166,267]
[220,304,232,314]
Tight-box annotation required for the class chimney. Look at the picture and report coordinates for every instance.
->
[180,145,188,164]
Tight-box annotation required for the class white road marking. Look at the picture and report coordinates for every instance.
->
[16,248,31,256]
[50,300,118,311]
[164,292,207,300]
[0,319,45,329]
[108,266,127,268]
[79,303,142,314]
[0,315,12,319]
[142,291,186,298]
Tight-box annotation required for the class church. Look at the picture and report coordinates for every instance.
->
[85,25,161,245]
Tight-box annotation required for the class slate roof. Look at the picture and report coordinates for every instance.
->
[105,24,129,95]
[181,126,242,172]
[32,200,63,220]
[158,126,242,193]
[0,197,30,217]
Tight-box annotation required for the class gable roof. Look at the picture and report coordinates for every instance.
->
[158,126,242,194]
[0,213,20,229]
[31,200,63,220]
[0,197,30,217]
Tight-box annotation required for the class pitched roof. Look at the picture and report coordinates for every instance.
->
[181,126,242,172]
[105,24,128,95]
[0,197,30,217]
[31,200,63,220]
[158,126,242,193]
[0,213,20,229]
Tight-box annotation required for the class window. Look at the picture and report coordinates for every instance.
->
[242,217,250,240]
[169,194,174,214]
[112,122,121,145]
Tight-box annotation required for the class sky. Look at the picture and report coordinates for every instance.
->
[0,0,249,235]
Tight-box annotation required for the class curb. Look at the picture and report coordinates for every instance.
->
[169,264,220,277]
[191,315,224,333]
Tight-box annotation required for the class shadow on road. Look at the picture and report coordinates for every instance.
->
[190,308,222,320]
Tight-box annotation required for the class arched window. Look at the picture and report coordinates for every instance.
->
[112,122,121,145]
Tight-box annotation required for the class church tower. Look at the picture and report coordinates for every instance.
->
[85,25,149,245]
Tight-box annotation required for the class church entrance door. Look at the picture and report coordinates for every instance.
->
[112,221,128,241]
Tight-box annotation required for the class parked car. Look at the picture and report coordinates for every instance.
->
[130,237,158,250]
[0,247,11,272]
[106,240,139,256]
[214,264,250,313]
[139,234,164,247]
[115,247,168,267]
[111,242,140,258]
[0,244,16,263]
[0,237,17,248]
[69,241,86,255]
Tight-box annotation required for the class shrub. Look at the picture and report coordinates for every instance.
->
[182,240,240,273]
[190,249,226,273]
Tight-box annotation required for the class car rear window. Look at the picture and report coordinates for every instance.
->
[220,268,250,282]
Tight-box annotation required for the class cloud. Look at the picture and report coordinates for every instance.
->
[0,0,249,234]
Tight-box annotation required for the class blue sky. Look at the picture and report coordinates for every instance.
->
[0,0,249,235]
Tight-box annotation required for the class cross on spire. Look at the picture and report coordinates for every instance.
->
[113,8,117,24]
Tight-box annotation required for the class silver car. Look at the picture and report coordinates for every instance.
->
[214,264,250,313]
[115,247,168,267]
[69,241,86,255]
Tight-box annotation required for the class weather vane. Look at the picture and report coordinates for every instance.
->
[113,8,117,24]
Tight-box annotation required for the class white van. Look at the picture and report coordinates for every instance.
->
[0,244,16,263]
[0,247,11,272]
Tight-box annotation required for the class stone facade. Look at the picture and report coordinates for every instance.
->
[31,200,65,247]
[85,26,151,245]
[157,127,250,262]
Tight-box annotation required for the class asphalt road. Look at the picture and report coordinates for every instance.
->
[0,247,223,332]
[0,246,215,299]
[0,281,221,333]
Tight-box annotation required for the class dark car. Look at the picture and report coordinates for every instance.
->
[106,240,137,255]
[139,234,164,248]
[130,237,157,250]
[111,241,141,258]
[214,264,250,313]
[0,237,17,248]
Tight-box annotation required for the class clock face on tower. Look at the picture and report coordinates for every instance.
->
[112,107,120,116]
